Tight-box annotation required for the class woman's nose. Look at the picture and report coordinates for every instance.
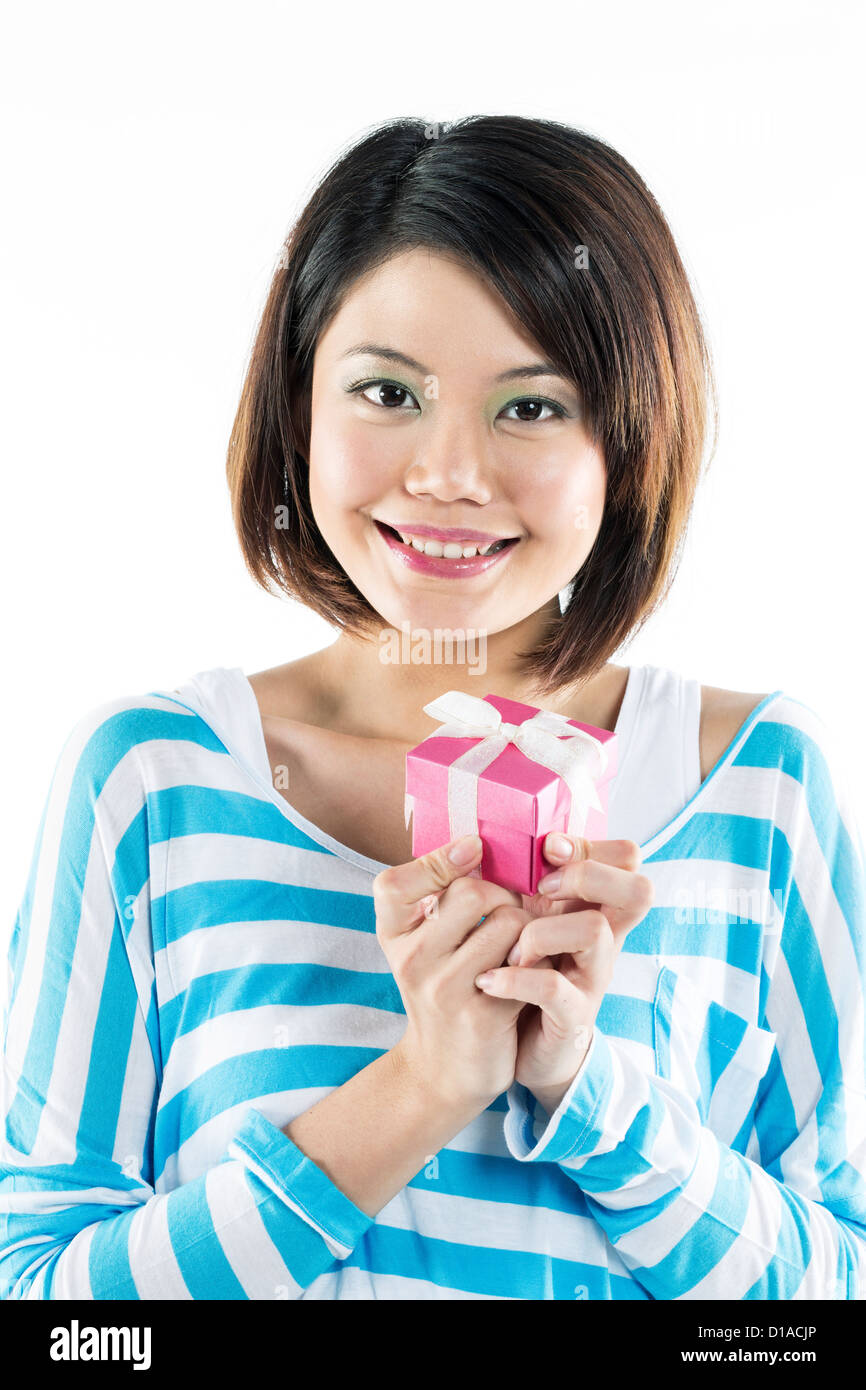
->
[402,423,494,504]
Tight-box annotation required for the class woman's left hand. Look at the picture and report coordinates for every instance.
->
[474,833,655,1114]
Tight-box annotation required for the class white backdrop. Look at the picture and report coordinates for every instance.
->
[2,0,864,976]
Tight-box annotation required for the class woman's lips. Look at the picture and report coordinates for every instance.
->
[373,519,520,577]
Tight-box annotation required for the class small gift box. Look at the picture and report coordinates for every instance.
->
[404,690,618,897]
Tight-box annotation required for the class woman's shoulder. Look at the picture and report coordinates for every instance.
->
[697,683,772,783]
[51,681,224,795]
[695,678,851,810]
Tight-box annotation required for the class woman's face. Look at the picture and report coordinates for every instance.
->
[307,247,606,639]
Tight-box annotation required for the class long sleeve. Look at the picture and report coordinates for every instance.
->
[503,700,866,1300]
[0,698,374,1299]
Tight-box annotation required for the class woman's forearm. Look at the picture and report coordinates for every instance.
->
[283,1045,483,1218]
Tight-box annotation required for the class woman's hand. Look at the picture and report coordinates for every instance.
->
[374,833,532,1112]
[474,834,655,1114]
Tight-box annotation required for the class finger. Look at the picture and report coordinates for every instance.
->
[446,901,532,975]
[542,834,643,871]
[535,856,654,927]
[531,838,642,918]
[475,964,588,1031]
[508,909,615,969]
[522,889,592,920]
[372,833,483,939]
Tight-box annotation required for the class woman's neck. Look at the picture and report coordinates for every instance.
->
[306,623,625,747]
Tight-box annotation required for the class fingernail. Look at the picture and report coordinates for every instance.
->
[507,944,521,965]
[475,970,495,988]
[447,834,482,865]
[537,870,562,893]
[545,832,574,861]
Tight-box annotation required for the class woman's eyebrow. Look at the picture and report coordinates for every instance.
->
[339,342,572,384]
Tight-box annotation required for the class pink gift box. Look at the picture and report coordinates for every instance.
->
[405,692,618,897]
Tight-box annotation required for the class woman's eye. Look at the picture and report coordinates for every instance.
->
[355,380,420,410]
[501,397,566,423]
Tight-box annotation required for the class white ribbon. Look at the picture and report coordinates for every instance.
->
[404,690,608,865]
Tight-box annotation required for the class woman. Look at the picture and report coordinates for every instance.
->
[3,115,864,1300]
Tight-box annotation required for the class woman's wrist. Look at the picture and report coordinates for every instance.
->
[389,1037,498,1118]
[527,1036,594,1118]
[530,1082,571,1119]
[283,1045,484,1219]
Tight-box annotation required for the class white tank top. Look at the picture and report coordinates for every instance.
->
[605,663,702,847]
[173,662,703,856]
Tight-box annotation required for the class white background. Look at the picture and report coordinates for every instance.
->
[2,0,864,952]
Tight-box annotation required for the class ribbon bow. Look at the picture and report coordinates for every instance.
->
[404,690,607,871]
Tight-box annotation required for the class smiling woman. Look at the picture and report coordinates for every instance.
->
[227,120,714,698]
[4,114,865,1304]
[301,247,607,636]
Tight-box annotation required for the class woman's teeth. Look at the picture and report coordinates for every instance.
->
[392,529,510,558]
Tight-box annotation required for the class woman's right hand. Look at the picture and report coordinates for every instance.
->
[373,833,531,1111]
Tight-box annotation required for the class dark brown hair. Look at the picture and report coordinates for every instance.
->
[226,114,718,696]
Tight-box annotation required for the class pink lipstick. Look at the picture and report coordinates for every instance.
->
[372,519,521,577]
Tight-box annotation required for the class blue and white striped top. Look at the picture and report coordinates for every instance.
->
[2,664,865,1300]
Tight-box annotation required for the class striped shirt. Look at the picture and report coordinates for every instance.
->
[2,664,865,1300]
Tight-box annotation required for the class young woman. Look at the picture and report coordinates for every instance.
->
[3,115,865,1301]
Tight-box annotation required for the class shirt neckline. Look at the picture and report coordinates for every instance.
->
[162,667,786,874]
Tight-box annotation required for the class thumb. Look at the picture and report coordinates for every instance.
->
[373,833,483,941]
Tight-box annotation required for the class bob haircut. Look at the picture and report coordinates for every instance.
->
[227,114,718,696]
